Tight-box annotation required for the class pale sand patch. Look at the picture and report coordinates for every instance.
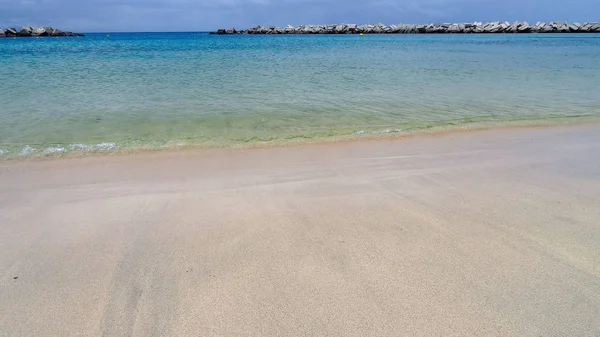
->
[1,125,599,336]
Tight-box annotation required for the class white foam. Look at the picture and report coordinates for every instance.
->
[354,128,402,136]
[69,142,117,151]
[0,149,7,156]
[20,145,37,155]
[44,146,67,154]
[374,128,402,134]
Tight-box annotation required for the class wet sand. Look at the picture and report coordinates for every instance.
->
[1,124,599,336]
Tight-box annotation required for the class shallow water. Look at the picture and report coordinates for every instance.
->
[1,33,599,156]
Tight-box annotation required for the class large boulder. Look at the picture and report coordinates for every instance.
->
[558,23,569,32]
[568,23,580,32]
[5,28,17,36]
[518,22,531,32]
[0,29,5,38]
[447,24,460,33]
[484,23,501,33]
[52,29,66,36]
[540,24,554,33]
[226,27,236,34]
[32,27,48,36]
[19,26,32,36]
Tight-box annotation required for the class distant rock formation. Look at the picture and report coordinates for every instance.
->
[0,26,84,37]
[211,21,600,35]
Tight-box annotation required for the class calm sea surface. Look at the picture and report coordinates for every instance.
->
[1,33,599,156]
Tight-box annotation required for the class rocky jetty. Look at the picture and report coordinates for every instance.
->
[212,21,600,35]
[0,26,84,37]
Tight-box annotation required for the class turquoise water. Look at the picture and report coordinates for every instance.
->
[1,33,599,156]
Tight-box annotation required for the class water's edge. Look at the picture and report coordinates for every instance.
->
[2,115,597,161]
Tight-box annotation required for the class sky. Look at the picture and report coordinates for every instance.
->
[1,0,598,32]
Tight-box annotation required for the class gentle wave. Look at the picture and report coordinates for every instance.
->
[1,115,596,159]
[0,142,117,158]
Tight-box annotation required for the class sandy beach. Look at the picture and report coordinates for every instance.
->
[1,124,599,336]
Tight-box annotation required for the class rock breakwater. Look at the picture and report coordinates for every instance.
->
[212,21,600,35]
[0,26,84,37]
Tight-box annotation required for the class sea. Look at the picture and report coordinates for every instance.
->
[1,32,599,157]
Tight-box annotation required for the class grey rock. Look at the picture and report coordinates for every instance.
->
[447,24,460,33]
[32,27,49,36]
[5,28,17,36]
[558,24,569,32]
[19,27,32,36]
[425,24,436,33]
[52,29,66,36]
[518,23,531,32]
[485,23,501,33]
[507,22,519,33]
[0,29,5,38]
[567,23,579,32]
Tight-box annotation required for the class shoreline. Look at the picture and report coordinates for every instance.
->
[1,123,599,335]
[1,115,598,162]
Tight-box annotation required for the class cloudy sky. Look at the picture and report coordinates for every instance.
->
[1,0,598,32]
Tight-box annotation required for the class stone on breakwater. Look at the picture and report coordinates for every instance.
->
[212,21,600,35]
[19,26,32,36]
[0,26,83,37]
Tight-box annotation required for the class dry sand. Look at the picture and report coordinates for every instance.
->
[1,124,599,336]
